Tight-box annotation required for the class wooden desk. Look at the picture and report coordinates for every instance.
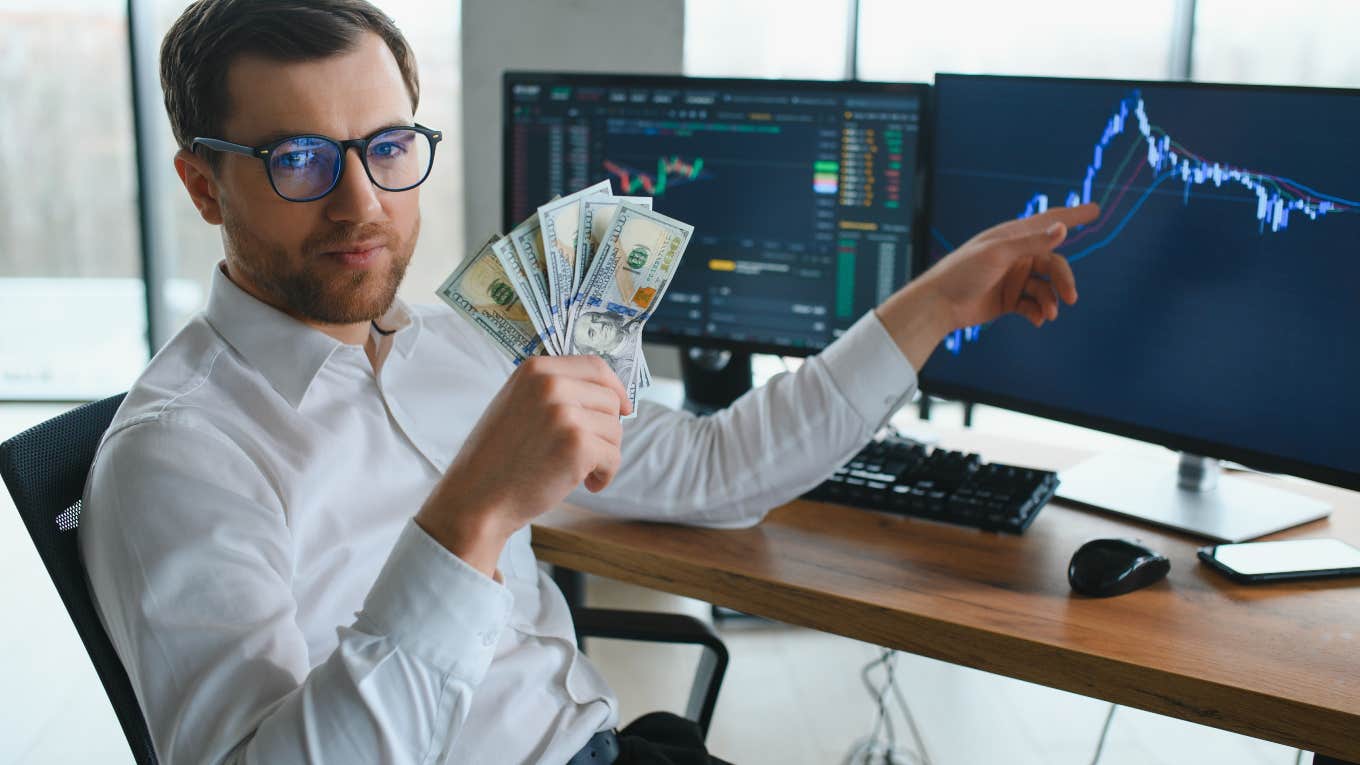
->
[532,431,1360,762]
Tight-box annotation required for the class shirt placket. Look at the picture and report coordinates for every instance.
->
[373,341,453,473]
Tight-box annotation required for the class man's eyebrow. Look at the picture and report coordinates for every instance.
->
[251,128,314,146]
[365,121,420,138]
[249,121,417,147]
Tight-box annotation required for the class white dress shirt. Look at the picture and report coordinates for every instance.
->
[80,265,918,765]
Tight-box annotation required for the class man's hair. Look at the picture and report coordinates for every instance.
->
[160,0,420,165]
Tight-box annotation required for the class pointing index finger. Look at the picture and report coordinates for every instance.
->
[975,203,1101,245]
[1037,202,1101,231]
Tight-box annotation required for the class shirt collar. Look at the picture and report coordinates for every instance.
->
[375,295,421,360]
[203,264,421,408]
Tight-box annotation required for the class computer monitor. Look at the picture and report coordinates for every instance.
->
[504,72,929,408]
[925,73,1360,541]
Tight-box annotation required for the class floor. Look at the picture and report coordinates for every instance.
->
[0,401,1314,764]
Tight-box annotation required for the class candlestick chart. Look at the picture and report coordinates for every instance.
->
[602,155,711,197]
[922,76,1360,477]
[933,84,1358,355]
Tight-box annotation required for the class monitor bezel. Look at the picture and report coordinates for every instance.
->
[502,70,933,359]
[921,72,1360,494]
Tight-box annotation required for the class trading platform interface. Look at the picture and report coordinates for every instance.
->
[926,75,1360,484]
[505,74,924,353]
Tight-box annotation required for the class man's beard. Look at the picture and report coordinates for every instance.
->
[223,215,417,325]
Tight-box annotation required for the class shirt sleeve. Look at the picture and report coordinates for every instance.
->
[79,415,514,765]
[570,309,919,527]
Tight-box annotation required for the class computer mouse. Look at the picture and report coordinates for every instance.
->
[1068,538,1170,597]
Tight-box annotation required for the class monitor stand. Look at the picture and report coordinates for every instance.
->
[680,347,753,416]
[1057,452,1331,543]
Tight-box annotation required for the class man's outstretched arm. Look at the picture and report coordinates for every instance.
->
[572,204,1100,526]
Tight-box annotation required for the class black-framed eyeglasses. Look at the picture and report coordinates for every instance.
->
[191,123,442,203]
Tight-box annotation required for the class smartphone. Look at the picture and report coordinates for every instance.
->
[1197,538,1360,583]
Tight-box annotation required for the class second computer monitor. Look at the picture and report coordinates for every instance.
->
[504,72,928,355]
[925,73,1360,493]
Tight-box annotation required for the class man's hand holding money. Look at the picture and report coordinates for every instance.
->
[414,355,632,579]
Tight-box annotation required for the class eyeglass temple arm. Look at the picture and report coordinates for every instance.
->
[191,137,265,158]
[415,123,442,142]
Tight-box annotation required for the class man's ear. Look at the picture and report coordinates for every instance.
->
[174,148,224,225]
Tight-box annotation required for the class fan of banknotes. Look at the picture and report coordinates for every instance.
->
[436,180,694,407]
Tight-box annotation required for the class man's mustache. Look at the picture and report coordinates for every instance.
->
[304,223,398,255]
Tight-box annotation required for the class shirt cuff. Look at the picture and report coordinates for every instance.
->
[356,520,514,683]
[818,310,920,431]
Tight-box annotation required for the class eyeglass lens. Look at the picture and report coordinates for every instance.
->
[268,128,433,201]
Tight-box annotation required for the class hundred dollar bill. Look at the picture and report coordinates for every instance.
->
[436,236,544,364]
[573,195,653,302]
[628,335,651,393]
[507,214,562,354]
[489,236,561,355]
[569,203,693,403]
[538,179,613,330]
[576,197,655,395]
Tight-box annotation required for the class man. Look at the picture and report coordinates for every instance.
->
[79,1,1097,763]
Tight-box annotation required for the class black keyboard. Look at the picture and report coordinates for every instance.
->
[803,435,1059,534]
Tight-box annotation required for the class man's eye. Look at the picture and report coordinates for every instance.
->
[276,151,319,170]
[370,141,407,159]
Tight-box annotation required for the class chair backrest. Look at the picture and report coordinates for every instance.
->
[0,393,159,765]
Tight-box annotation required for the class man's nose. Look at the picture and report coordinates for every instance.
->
[325,146,383,223]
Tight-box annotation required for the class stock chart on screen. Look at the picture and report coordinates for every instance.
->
[505,74,924,352]
[927,74,1360,479]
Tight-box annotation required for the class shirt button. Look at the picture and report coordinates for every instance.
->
[481,630,498,647]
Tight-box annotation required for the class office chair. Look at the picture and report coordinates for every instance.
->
[1,394,728,764]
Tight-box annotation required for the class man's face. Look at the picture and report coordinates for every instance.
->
[205,32,420,325]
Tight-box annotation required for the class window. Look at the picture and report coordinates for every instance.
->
[857,0,1178,82]
[382,0,465,307]
[0,0,145,399]
[684,0,852,80]
[1193,0,1360,87]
